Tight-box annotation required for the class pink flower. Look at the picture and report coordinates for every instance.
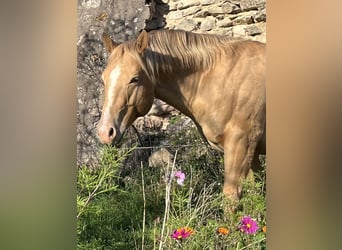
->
[174,171,185,186]
[239,216,259,234]
[171,227,193,240]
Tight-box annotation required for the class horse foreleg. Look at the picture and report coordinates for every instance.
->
[223,122,263,211]
[223,131,249,202]
[223,125,262,203]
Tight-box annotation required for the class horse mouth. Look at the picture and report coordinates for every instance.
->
[111,132,124,146]
[110,128,128,147]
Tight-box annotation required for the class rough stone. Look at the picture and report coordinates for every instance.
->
[217,17,233,28]
[240,0,265,11]
[165,21,176,29]
[245,24,262,36]
[208,28,233,36]
[148,99,174,116]
[232,24,248,37]
[232,13,255,25]
[207,5,224,16]
[229,0,244,4]
[176,18,198,31]
[168,11,183,20]
[134,116,164,132]
[249,22,266,42]
[221,2,240,14]
[81,0,101,9]
[200,16,216,31]
[182,6,201,16]
[215,15,225,21]
[149,147,173,168]
[251,32,266,43]
[253,9,266,22]
[168,2,178,11]
[201,0,218,5]
[193,10,211,18]
[177,0,201,10]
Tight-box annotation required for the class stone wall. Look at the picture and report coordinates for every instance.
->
[157,0,266,42]
[77,0,266,166]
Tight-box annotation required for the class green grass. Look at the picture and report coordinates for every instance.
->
[77,127,266,249]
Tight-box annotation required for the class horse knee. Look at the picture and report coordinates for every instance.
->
[223,184,241,201]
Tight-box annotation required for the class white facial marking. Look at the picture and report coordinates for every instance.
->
[102,65,121,123]
[107,65,121,107]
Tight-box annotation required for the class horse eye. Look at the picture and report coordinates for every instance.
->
[129,76,139,84]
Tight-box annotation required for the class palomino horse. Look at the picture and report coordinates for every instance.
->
[97,29,266,202]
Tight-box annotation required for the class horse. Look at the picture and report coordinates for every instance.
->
[96,29,266,202]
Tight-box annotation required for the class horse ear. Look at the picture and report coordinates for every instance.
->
[102,32,117,53]
[136,30,148,54]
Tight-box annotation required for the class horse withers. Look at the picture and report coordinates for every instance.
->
[96,29,266,203]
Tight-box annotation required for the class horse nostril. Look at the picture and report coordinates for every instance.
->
[108,127,114,138]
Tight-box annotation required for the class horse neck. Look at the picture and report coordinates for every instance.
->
[153,69,202,119]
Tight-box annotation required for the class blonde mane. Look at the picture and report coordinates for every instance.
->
[124,30,248,83]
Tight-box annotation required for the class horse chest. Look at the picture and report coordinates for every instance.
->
[200,123,225,149]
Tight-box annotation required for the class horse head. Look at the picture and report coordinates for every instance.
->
[97,30,154,145]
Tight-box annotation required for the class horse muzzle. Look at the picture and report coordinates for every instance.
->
[96,124,122,145]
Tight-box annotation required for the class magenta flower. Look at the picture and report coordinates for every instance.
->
[174,170,185,186]
[239,216,259,234]
[171,227,193,240]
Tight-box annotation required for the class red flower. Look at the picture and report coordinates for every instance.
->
[239,216,259,234]
[171,227,193,240]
